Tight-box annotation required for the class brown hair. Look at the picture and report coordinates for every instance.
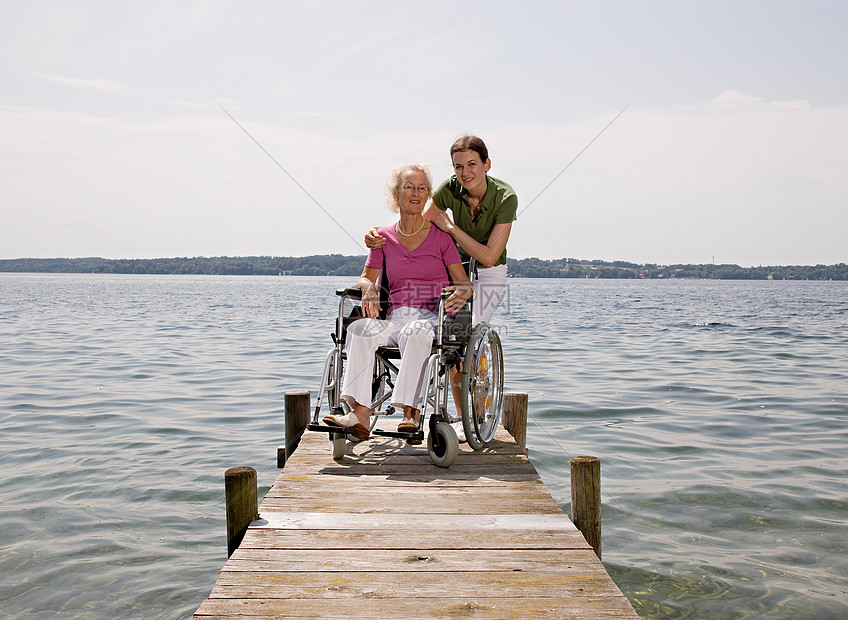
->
[449,135,489,162]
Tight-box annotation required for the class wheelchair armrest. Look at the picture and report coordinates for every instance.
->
[337,287,363,299]
[439,290,472,346]
[442,306,472,345]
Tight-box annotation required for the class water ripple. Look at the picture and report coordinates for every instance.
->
[2,275,847,618]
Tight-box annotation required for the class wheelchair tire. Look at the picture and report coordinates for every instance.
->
[331,433,346,460]
[461,322,504,450]
[427,421,458,469]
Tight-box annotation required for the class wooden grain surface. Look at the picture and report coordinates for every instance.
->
[194,420,638,618]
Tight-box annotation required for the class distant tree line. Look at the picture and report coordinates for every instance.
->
[505,257,848,280]
[0,255,365,276]
[1,256,846,280]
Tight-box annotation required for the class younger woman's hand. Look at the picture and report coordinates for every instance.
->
[364,227,385,249]
[429,211,454,234]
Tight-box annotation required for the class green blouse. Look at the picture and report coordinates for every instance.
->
[432,174,518,267]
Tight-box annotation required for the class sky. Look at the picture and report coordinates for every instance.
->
[2,1,846,267]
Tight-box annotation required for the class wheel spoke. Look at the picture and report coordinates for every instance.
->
[461,323,504,448]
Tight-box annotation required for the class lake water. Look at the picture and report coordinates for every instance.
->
[1,273,846,619]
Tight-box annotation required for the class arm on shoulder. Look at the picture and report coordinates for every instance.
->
[423,201,443,221]
[450,221,512,268]
[364,226,385,249]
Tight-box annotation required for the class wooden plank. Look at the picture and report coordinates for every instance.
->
[271,472,543,484]
[267,478,555,490]
[264,481,550,498]
[278,462,540,478]
[206,570,622,598]
[291,430,525,457]
[194,596,641,619]
[287,450,532,464]
[223,548,603,572]
[258,497,563,514]
[250,512,576,530]
[238,528,592,551]
[285,451,535,463]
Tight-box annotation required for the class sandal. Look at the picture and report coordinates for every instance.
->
[397,417,420,433]
[323,412,370,441]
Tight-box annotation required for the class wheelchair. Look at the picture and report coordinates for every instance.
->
[306,267,504,468]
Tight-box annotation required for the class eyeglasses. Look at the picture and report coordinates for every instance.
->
[401,184,430,194]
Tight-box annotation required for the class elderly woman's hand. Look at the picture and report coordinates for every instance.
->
[359,280,380,318]
[443,280,472,315]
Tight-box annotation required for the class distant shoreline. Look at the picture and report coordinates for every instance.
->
[1,256,846,280]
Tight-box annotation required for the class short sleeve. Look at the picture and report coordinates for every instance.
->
[495,192,518,224]
[365,247,384,270]
[431,178,451,212]
[440,231,462,266]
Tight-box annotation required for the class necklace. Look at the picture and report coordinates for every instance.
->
[396,217,426,237]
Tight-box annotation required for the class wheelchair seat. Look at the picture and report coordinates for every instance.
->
[333,286,472,353]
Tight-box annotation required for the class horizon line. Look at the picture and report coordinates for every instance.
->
[1,255,846,269]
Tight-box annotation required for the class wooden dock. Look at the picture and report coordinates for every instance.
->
[194,400,638,618]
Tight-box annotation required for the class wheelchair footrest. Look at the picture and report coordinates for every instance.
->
[372,429,424,441]
[307,422,351,435]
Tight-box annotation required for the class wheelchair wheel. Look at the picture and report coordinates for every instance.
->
[427,421,458,468]
[461,323,504,450]
[325,349,342,411]
[369,357,393,431]
[331,432,346,460]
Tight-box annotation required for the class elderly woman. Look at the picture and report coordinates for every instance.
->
[323,163,472,440]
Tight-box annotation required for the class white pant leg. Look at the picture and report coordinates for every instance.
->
[392,316,437,410]
[340,317,394,408]
[473,263,507,325]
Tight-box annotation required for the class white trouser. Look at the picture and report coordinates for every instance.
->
[473,263,507,325]
[341,307,437,411]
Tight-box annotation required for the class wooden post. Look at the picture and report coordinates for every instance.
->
[279,390,310,467]
[225,466,258,557]
[502,392,528,454]
[570,456,602,559]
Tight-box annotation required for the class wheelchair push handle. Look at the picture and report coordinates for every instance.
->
[438,290,473,346]
[464,257,478,279]
[336,287,362,299]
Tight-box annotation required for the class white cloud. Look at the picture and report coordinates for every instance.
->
[712,89,762,108]
[36,73,129,95]
[711,89,811,112]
